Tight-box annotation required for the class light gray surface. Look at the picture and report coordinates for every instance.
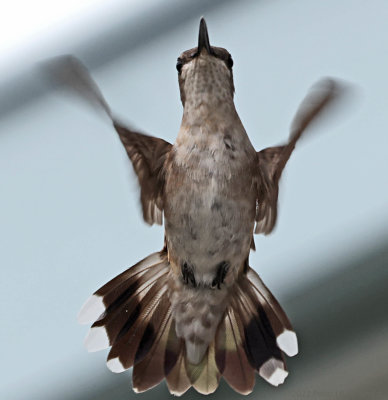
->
[1,0,388,398]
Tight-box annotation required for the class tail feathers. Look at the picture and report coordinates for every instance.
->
[234,283,288,386]
[82,254,169,354]
[78,252,165,325]
[106,276,168,372]
[166,347,191,396]
[213,266,297,394]
[131,294,173,392]
[215,308,255,395]
[88,262,168,352]
[186,342,220,395]
[247,268,298,357]
[78,257,297,396]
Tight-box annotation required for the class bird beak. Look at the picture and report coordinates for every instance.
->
[197,18,213,55]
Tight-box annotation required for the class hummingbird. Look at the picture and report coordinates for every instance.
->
[51,18,342,395]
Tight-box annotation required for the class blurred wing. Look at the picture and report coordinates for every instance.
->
[113,122,171,225]
[42,55,172,225]
[255,78,341,235]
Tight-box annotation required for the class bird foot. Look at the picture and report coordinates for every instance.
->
[212,261,229,289]
[181,262,197,287]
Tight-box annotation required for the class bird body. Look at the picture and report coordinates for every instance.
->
[165,66,257,285]
[49,17,343,396]
[164,50,258,364]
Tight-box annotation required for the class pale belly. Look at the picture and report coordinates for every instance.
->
[164,162,256,286]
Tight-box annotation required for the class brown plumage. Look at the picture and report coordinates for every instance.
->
[186,342,220,395]
[113,122,172,225]
[47,18,346,396]
[255,78,341,234]
[131,294,172,392]
[79,255,297,394]
[166,344,191,395]
[106,273,169,371]
[215,307,255,394]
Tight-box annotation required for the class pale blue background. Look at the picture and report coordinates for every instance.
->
[1,1,387,399]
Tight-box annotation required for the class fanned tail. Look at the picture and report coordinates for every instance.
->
[78,257,297,396]
[78,251,180,388]
[166,344,191,396]
[213,266,298,395]
[215,307,255,394]
[186,342,221,395]
[246,268,298,357]
[131,294,173,392]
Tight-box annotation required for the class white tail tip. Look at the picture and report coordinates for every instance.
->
[77,295,105,325]
[277,329,298,357]
[107,357,126,373]
[259,357,289,386]
[84,326,110,352]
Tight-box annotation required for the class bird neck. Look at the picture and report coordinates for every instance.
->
[181,92,239,132]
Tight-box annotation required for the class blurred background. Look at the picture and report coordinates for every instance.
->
[1,0,388,399]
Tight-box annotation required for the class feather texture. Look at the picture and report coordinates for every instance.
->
[54,26,336,398]
[166,347,191,396]
[234,286,284,375]
[94,252,165,298]
[79,253,297,395]
[89,261,169,350]
[215,307,255,394]
[113,122,172,225]
[78,252,165,326]
[186,342,220,395]
[132,294,173,392]
[42,56,172,226]
[247,268,298,356]
[255,78,343,234]
[107,275,169,371]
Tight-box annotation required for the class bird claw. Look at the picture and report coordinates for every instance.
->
[181,262,197,288]
[212,261,229,289]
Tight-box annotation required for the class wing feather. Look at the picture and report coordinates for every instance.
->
[113,121,171,225]
[42,55,172,225]
[255,78,342,234]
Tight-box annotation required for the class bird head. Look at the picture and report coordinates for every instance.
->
[177,18,235,106]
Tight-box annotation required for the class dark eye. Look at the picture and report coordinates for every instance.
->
[176,58,183,73]
[227,55,233,69]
